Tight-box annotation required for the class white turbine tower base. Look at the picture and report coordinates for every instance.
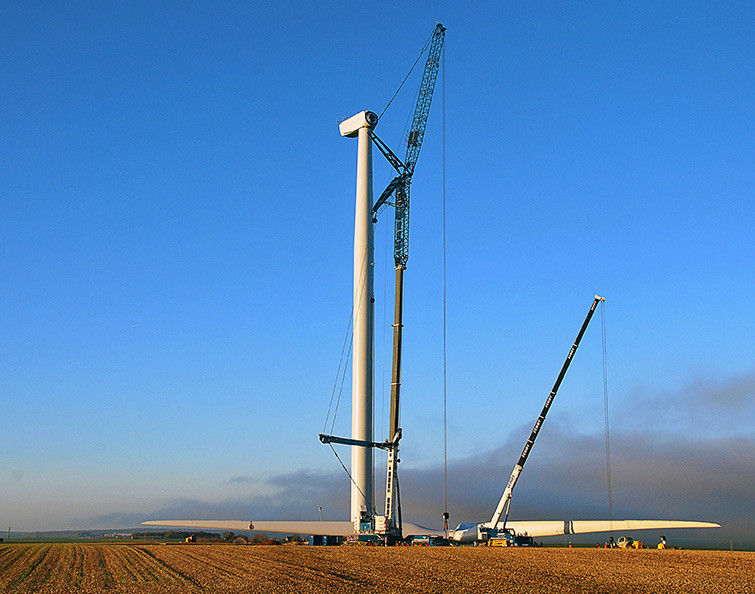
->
[340,110,378,528]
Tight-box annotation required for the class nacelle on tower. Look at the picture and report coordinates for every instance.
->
[339,111,378,137]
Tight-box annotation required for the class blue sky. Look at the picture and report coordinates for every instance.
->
[2,1,753,547]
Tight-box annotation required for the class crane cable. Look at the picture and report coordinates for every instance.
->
[601,301,614,537]
[441,40,449,532]
[378,28,436,122]
[328,443,378,517]
[322,311,353,434]
[322,250,370,434]
[322,250,379,517]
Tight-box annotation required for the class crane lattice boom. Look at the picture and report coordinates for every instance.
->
[379,23,445,539]
[394,22,445,268]
[371,23,446,268]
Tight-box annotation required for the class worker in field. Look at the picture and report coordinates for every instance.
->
[657,536,667,549]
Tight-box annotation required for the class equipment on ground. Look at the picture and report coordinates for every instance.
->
[411,534,450,546]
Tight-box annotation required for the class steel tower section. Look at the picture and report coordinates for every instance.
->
[330,23,445,538]
[338,110,378,527]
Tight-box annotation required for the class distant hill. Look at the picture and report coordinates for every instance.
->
[5,528,221,542]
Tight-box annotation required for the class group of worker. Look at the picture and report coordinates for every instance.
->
[592,536,667,549]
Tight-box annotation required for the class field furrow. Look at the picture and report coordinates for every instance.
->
[0,546,28,576]
[222,547,372,591]
[0,544,752,593]
[1,544,53,591]
[105,545,170,588]
[134,547,205,589]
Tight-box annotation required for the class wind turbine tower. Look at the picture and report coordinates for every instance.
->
[339,110,378,527]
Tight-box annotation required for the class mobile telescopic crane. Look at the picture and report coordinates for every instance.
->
[451,295,606,545]
[319,23,446,543]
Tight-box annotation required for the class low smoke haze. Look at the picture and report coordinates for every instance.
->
[74,373,754,549]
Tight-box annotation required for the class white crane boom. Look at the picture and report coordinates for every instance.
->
[487,296,605,531]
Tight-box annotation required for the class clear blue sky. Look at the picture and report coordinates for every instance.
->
[2,1,753,547]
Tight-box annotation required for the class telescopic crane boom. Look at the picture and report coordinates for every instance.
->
[486,296,606,533]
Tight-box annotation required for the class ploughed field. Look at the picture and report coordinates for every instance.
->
[0,543,752,593]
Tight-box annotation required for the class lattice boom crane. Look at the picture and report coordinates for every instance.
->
[319,23,445,543]
[374,23,445,539]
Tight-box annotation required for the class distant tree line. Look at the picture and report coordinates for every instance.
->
[131,531,221,541]
[129,530,307,545]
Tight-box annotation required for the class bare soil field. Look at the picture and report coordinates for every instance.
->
[0,543,752,593]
